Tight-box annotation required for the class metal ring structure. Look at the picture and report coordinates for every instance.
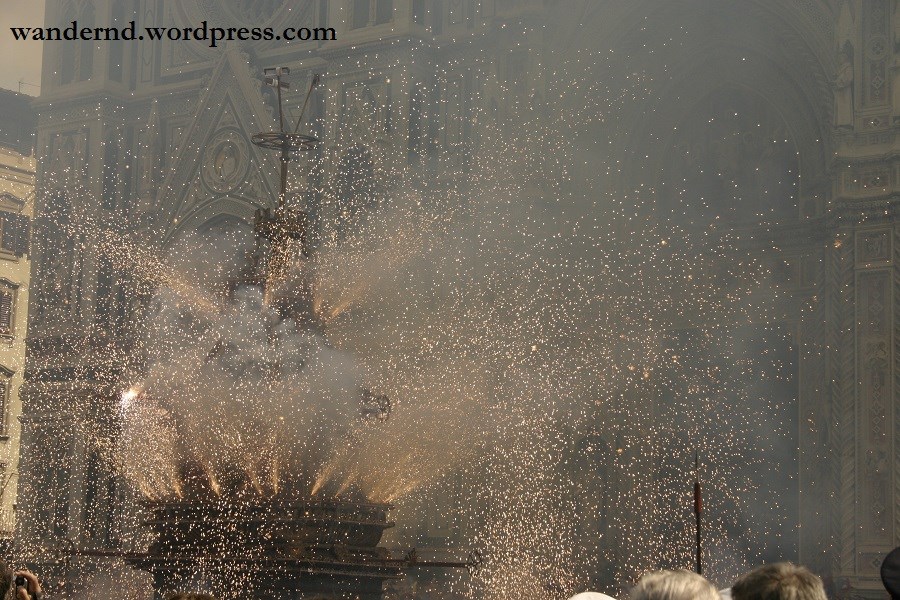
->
[251,131,320,152]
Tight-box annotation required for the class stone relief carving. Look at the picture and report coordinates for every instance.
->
[842,167,890,194]
[202,128,250,194]
[857,273,891,543]
[856,230,891,264]
[894,0,900,52]
[147,49,283,240]
[893,0,900,119]
[864,0,890,106]
[835,42,855,128]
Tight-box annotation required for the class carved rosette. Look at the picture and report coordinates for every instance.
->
[202,128,251,195]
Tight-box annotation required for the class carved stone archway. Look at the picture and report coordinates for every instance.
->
[545,0,836,581]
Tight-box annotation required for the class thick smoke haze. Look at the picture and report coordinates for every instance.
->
[15,2,815,598]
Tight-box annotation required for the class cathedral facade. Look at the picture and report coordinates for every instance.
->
[16,0,900,598]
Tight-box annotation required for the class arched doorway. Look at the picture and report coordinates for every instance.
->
[552,0,832,585]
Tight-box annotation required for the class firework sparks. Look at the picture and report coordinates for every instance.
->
[19,6,807,598]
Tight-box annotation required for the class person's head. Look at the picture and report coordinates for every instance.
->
[630,570,719,600]
[0,561,11,600]
[731,563,826,600]
[569,594,617,600]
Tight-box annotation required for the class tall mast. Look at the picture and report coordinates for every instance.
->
[250,69,321,317]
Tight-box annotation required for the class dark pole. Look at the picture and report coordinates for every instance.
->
[275,71,288,209]
[280,146,289,209]
[694,451,702,575]
[276,72,284,133]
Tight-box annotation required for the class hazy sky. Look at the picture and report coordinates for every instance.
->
[1,1,45,95]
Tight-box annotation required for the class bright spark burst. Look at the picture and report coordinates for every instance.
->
[20,6,808,599]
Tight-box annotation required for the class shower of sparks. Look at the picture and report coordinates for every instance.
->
[18,7,809,600]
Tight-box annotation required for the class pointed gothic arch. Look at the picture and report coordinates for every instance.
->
[167,197,258,248]
[550,0,833,219]
[538,1,831,580]
[151,48,284,247]
[617,9,829,219]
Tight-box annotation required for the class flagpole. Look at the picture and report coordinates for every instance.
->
[694,450,702,575]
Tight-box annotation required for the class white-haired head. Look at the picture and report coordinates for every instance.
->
[569,593,618,600]
[630,570,719,600]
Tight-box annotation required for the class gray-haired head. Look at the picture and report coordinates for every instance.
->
[731,563,826,600]
[569,593,618,600]
[630,570,719,600]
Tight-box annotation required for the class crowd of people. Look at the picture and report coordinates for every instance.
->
[0,561,859,600]
[572,563,832,600]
